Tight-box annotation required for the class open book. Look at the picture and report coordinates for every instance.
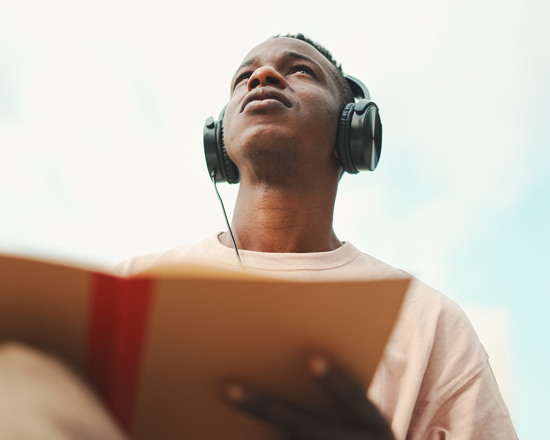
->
[0,253,409,439]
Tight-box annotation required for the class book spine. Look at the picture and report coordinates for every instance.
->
[86,274,154,434]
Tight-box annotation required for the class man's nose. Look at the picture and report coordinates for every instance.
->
[247,66,286,91]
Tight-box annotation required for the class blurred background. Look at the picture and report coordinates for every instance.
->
[1,0,548,437]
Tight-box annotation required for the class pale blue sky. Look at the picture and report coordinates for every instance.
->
[0,0,549,437]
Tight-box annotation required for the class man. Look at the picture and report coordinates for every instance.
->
[0,35,515,440]
[117,34,517,439]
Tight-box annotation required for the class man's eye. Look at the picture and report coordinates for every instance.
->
[234,73,251,87]
[290,65,314,76]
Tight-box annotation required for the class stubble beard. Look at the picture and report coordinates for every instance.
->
[238,133,301,188]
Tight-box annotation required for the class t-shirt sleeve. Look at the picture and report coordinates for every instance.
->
[422,362,517,439]
[372,280,518,440]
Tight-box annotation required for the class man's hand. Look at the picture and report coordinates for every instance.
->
[222,354,395,440]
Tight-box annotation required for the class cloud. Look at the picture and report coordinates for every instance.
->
[0,0,548,283]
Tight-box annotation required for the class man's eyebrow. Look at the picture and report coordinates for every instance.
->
[284,51,322,69]
[237,57,257,71]
[236,51,322,72]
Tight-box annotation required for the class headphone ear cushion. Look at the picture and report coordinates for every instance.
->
[336,103,358,174]
[219,119,240,184]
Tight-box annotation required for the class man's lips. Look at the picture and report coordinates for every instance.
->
[240,88,292,112]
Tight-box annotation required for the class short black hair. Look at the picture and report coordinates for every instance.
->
[273,33,355,107]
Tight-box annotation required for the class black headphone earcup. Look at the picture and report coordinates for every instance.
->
[336,103,358,174]
[219,119,240,184]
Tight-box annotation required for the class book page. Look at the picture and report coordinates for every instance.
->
[133,276,409,439]
[0,254,92,373]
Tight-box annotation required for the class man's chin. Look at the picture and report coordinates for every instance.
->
[236,138,301,182]
[229,123,301,149]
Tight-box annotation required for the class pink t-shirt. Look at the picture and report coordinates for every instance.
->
[116,232,517,440]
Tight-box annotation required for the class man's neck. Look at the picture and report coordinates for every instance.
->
[218,180,342,254]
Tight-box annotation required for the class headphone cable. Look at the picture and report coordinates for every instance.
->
[211,171,243,267]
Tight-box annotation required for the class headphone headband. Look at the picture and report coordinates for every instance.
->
[345,74,371,101]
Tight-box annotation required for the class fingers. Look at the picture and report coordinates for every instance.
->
[223,383,327,439]
[220,355,395,440]
[307,354,394,439]
[308,355,370,420]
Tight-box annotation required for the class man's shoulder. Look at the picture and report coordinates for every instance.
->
[385,274,488,402]
[368,266,494,437]
[349,252,458,311]
[350,251,465,320]
[383,266,484,362]
[356,250,488,387]
[113,234,217,277]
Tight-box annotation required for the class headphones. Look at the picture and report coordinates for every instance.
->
[203,74,382,184]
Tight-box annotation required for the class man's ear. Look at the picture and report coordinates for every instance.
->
[333,149,344,179]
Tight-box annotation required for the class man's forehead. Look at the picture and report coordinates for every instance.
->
[237,37,336,72]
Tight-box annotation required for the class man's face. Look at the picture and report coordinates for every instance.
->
[222,37,344,182]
